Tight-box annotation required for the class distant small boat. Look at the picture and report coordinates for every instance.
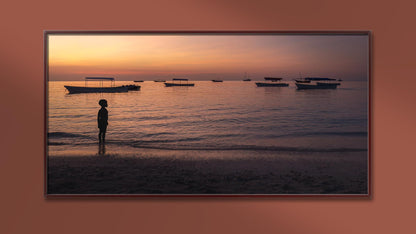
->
[154,79,166,82]
[122,84,141,91]
[212,80,223,82]
[294,72,310,83]
[304,77,338,81]
[256,77,289,87]
[164,78,195,87]
[243,72,251,81]
[295,77,341,90]
[134,80,144,82]
[64,77,140,94]
[296,83,338,89]
[294,79,311,83]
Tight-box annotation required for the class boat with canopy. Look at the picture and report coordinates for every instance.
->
[64,77,140,94]
[295,77,341,89]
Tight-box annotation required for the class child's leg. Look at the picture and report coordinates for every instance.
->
[102,129,106,142]
[99,128,104,143]
[99,126,107,143]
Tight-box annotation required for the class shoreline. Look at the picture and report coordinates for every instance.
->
[47,151,368,195]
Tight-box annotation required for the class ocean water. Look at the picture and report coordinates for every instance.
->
[47,80,368,157]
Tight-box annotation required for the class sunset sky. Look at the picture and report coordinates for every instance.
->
[48,34,368,81]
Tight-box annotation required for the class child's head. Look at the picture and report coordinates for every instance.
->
[99,99,108,107]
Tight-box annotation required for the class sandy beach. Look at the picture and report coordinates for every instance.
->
[47,151,368,195]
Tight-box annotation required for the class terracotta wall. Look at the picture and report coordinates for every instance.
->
[1,0,415,233]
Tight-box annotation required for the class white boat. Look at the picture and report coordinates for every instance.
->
[64,77,139,94]
[164,78,195,87]
[256,77,289,87]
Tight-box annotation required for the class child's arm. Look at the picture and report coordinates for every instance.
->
[104,109,108,125]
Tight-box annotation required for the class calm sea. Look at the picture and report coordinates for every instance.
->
[47,80,368,157]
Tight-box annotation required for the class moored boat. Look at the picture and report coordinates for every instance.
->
[304,77,339,82]
[64,77,140,94]
[154,79,166,82]
[295,83,338,89]
[164,78,195,87]
[294,79,310,83]
[295,77,341,90]
[65,85,129,94]
[294,72,310,83]
[212,80,223,82]
[122,85,141,91]
[256,77,289,87]
[243,72,251,81]
[134,80,144,82]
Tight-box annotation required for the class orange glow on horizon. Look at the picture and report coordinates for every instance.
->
[48,34,368,81]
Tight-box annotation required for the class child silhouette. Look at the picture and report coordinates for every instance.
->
[97,99,108,143]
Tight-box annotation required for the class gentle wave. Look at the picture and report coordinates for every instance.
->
[48,81,368,156]
[48,132,89,138]
[141,132,177,138]
[49,114,89,119]
[48,139,367,152]
[126,144,367,152]
[48,131,367,140]
[261,131,368,138]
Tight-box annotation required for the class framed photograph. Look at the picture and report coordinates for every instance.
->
[45,31,371,197]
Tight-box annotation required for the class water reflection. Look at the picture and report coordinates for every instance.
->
[49,81,368,156]
[98,142,106,155]
[261,87,284,95]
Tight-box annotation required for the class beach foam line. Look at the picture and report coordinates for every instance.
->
[141,132,177,137]
[48,132,95,139]
[259,131,368,138]
[48,131,367,140]
[126,145,368,153]
[48,140,367,153]
[48,132,90,138]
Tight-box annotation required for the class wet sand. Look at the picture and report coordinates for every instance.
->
[47,151,368,195]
